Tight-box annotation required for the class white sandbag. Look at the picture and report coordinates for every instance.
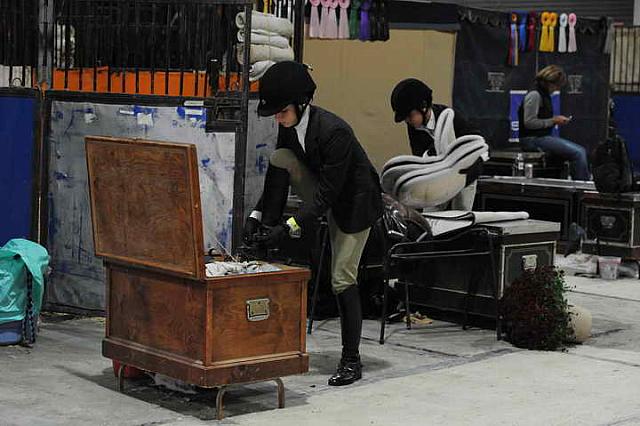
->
[237,29,290,49]
[236,11,294,38]
[237,43,294,65]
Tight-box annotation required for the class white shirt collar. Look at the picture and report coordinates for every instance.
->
[294,105,311,152]
[415,108,435,134]
[426,108,435,130]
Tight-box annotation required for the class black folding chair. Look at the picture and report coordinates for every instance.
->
[379,227,500,344]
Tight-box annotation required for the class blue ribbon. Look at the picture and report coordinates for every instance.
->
[518,12,527,51]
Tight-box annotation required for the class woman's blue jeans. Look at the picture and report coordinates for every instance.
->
[520,136,590,180]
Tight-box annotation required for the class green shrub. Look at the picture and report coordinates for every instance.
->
[500,266,572,351]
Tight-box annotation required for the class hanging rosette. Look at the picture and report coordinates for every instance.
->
[518,12,527,51]
[527,12,537,51]
[338,0,350,39]
[377,0,389,41]
[568,13,578,52]
[326,0,339,39]
[349,0,361,39]
[319,0,331,38]
[368,0,377,40]
[508,12,519,66]
[539,12,550,52]
[558,13,568,52]
[359,0,371,41]
[309,0,321,38]
[548,12,558,52]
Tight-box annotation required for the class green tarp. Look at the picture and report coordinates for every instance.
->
[0,239,49,324]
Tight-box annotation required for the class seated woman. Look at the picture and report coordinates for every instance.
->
[518,65,589,180]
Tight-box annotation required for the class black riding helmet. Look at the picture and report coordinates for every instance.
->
[258,61,317,117]
[390,78,433,123]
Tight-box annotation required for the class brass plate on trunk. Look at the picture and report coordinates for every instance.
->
[246,298,270,322]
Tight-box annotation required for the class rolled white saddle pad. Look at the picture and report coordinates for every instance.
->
[381,108,488,208]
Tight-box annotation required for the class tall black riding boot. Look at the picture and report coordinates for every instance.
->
[328,285,363,386]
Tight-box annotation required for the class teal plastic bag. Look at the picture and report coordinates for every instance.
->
[0,239,49,324]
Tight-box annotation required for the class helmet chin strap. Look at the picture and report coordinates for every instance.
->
[420,105,431,126]
[294,98,311,126]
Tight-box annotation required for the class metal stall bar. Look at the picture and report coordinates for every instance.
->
[231,2,252,251]
[134,0,140,93]
[1,0,4,71]
[625,27,631,91]
[9,0,16,85]
[193,3,200,97]
[92,0,97,92]
[614,27,620,90]
[179,2,185,96]
[150,2,156,94]
[164,1,170,95]
[107,1,113,92]
[293,0,304,61]
[63,0,71,89]
[631,27,636,91]
[121,0,128,93]
[21,0,27,85]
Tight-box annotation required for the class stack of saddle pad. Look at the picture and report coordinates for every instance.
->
[381,108,489,208]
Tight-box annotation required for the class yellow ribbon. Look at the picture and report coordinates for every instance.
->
[539,12,550,52]
[548,12,558,52]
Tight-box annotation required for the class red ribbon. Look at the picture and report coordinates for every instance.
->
[527,11,537,51]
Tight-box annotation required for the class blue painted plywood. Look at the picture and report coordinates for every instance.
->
[0,95,37,246]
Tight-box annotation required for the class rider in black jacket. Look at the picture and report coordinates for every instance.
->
[245,61,383,386]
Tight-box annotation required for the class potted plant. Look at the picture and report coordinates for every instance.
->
[500,266,574,350]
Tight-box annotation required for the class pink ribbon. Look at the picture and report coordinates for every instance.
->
[338,0,350,39]
[309,0,321,38]
[568,13,577,53]
[320,0,332,38]
[326,0,339,39]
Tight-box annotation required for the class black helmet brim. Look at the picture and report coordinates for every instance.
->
[257,99,290,117]
[394,110,408,123]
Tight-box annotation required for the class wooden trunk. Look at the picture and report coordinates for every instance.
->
[86,136,310,388]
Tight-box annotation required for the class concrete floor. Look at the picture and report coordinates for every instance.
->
[2,273,640,426]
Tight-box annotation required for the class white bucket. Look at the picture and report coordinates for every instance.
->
[598,256,621,280]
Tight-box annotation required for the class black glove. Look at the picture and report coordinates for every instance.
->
[459,158,484,186]
[254,224,289,248]
[243,217,261,243]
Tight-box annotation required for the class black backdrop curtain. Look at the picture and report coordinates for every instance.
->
[453,6,611,154]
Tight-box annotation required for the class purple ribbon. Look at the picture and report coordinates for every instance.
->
[359,0,371,41]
